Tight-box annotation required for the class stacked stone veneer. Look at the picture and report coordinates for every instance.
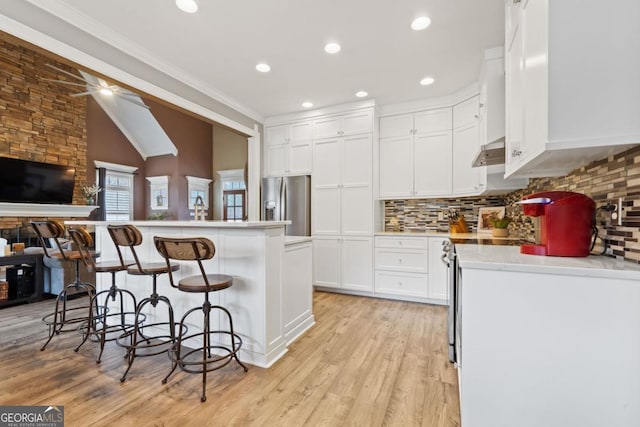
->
[385,145,640,262]
[0,33,88,230]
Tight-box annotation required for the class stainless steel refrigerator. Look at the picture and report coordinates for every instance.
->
[261,175,311,236]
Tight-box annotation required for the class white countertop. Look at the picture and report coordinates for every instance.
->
[376,231,525,240]
[456,244,640,280]
[65,220,290,229]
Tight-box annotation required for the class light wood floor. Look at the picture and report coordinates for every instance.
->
[0,291,460,426]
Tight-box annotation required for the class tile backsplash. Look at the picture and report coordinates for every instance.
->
[384,145,640,263]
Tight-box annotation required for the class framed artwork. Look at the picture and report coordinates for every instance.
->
[477,206,506,233]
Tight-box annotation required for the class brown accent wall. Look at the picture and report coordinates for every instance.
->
[146,99,213,220]
[85,98,146,219]
[0,33,88,229]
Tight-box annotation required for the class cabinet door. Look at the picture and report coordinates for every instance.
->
[341,110,373,136]
[313,116,341,140]
[505,0,522,49]
[428,237,449,302]
[313,138,341,186]
[414,108,452,134]
[288,141,312,175]
[505,23,524,170]
[341,185,372,236]
[414,131,452,196]
[266,144,287,176]
[380,114,413,139]
[266,124,289,146]
[341,237,373,292]
[313,237,341,288]
[521,0,548,161]
[452,122,482,195]
[379,136,414,198]
[312,186,340,235]
[289,121,313,142]
[342,134,372,186]
[453,96,479,129]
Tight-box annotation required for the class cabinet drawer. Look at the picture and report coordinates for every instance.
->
[375,236,428,250]
[375,248,428,273]
[375,271,428,297]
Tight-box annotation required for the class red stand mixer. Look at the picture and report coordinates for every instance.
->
[519,191,596,257]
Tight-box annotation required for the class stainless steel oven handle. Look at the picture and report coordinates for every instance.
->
[440,252,450,267]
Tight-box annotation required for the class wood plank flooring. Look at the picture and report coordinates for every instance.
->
[0,291,460,426]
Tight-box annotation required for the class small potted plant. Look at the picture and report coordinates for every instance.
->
[491,216,512,237]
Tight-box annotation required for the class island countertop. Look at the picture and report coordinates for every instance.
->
[65,220,290,229]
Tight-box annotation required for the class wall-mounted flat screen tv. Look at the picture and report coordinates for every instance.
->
[0,157,76,204]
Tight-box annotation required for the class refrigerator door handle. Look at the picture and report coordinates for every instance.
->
[280,178,287,220]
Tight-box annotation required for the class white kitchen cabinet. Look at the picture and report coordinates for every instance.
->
[379,108,453,198]
[313,236,373,292]
[265,121,312,176]
[427,237,448,301]
[452,96,484,196]
[283,239,314,345]
[373,236,448,304]
[312,109,373,140]
[312,134,372,236]
[504,0,640,178]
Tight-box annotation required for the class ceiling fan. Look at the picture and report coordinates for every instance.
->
[41,63,150,109]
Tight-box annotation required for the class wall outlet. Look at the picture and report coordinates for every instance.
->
[610,197,623,226]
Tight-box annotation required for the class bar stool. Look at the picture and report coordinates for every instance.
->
[31,220,97,351]
[108,224,180,382]
[154,236,247,402]
[68,226,140,363]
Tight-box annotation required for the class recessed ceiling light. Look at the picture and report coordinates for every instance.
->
[411,16,431,31]
[355,91,368,98]
[176,0,198,13]
[324,42,341,54]
[256,63,271,73]
[302,102,313,108]
[420,76,435,86]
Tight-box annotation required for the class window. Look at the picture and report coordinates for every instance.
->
[104,171,134,220]
[223,189,245,221]
[95,161,137,221]
[218,169,246,222]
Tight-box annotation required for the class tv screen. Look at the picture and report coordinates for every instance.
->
[0,157,76,204]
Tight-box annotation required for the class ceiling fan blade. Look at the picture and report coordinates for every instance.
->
[45,63,88,83]
[40,78,89,88]
[70,91,95,97]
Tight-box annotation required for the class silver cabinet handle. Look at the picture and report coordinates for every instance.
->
[513,0,521,3]
[440,252,450,267]
[398,258,403,263]
[512,149,522,157]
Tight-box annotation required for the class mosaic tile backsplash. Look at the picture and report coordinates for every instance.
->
[384,145,640,263]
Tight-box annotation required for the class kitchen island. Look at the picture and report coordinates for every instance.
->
[455,245,640,427]
[66,220,306,368]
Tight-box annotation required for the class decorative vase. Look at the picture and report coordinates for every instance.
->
[492,228,509,238]
[86,196,95,205]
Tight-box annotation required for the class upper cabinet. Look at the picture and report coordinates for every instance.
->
[265,121,312,176]
[379,108,453,198]
[452,96,484,195]
[504,0,640,178]
[312,110,373,140]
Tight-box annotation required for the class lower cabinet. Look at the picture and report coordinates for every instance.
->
[374,236,449,304]
[313,236,373,292]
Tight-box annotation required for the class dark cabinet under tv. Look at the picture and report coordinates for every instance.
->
[0,253,44,307]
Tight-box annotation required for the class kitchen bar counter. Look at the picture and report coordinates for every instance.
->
[66,220,297,368]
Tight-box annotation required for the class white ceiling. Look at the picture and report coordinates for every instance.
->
[26,0,505,121]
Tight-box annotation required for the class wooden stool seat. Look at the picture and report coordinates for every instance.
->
[93,260,131,273]
[178,274,233,293]
[127,262,179,276]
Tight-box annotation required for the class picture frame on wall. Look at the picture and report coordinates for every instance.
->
[477,206,506,233]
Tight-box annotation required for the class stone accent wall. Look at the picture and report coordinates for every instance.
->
[384,145,640,263]
[0,33,88,230]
